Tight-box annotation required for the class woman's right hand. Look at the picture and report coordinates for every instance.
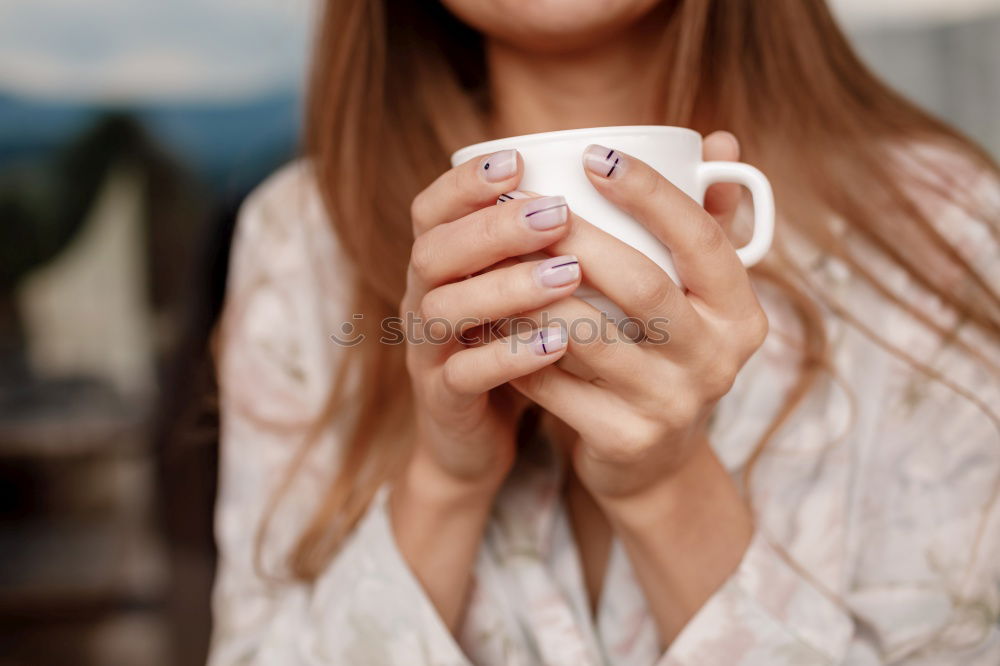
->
[390,149,579,631]
[401,149,580,493]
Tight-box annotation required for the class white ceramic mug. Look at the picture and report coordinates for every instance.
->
[451,126,774,320]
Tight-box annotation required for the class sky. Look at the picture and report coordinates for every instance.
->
[0,0,315,102]
[0,0,997,103]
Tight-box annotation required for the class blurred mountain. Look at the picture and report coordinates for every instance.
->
[0,91,301,196]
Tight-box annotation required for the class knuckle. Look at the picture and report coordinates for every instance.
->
[638,167,663,198]
[418,289,446,322]
[702,359,738,400]
[664,393,701,431]
[409,192,433,230]
[630,276,674,314]
[633,418,668,451]
[691,215,728,255]
[591,336,623,362]
[440,356,467,396]
[409,234,438,283]
[593,441,639,466]
[599,417,661,464]
[680,392,706,424]
[746,309,770,349]
[484,271,515,309]
[476,207,506,249]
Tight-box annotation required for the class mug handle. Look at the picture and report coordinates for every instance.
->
[696,161,775,267]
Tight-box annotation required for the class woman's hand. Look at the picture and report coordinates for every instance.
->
[508,133,762,643]
[391,149,580,631]
[512,135,767,499]
[401,149,582,491]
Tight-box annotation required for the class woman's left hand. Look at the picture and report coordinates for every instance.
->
[510,133,768,501]
[507,132,764,645]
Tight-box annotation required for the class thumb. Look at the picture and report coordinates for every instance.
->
[702,131,743,232]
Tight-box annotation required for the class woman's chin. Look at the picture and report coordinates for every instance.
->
[441,0,666,53]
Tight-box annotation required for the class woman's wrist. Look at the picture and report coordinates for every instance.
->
[395,442,504,515]
[593,439,754,644]
[413,412,516,490]
[597,438,752,538]
[389,444,501,631]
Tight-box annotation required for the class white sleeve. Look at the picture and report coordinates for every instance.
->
[657,146,1000,666]
[654,532,855,665]
[656,374,1000,666]
[207,164,470,666]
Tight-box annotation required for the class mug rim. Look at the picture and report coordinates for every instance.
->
[450,125,702,165]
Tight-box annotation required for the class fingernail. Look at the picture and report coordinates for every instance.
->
[534,254,580,288]
[497,190,530,205]
[532,326,568,356]
[522,195,568,230]
[480,149,518,182]
[583,144,625,179]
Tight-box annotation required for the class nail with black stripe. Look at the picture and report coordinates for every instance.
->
[522,195,568,230]
[583,144,626,179]
[532,326,568,356]
[533,254,580,288]
[497,190,530,205]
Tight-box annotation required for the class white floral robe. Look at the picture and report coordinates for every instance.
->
[208,147,1000,665]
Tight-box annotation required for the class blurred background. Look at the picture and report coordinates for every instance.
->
[0,0,997,664]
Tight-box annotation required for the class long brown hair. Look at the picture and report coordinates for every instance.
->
[261,0,1000,580]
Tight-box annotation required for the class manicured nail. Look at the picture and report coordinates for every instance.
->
[532,326,568,356]
[534,254,580,288]
[583,144,625,179]
[497,190,530,205]
[480,149,518,182]
[522,195,568,230]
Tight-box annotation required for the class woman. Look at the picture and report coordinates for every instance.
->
[209,1,1000,664]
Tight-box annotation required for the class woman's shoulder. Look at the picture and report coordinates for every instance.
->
[221,160,353,426]
[234,160,331,252]
[885,140,1000,359]
[892,139,998,189]
[228,159,351,296]
[244,159,321,211]
[890,139,999,309]
[891,140,999,253]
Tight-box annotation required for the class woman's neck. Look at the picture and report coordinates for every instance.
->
[485,13,670,137]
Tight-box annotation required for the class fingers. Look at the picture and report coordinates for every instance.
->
[546,212,699,328]
[581,144,755,316]
[421,255,582,336]
[509,365,629,443]
[409,194,570,291]
[702,131,742,232]
[438,326,568,400]
[411,149,523,235]
[501,296,657,391]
